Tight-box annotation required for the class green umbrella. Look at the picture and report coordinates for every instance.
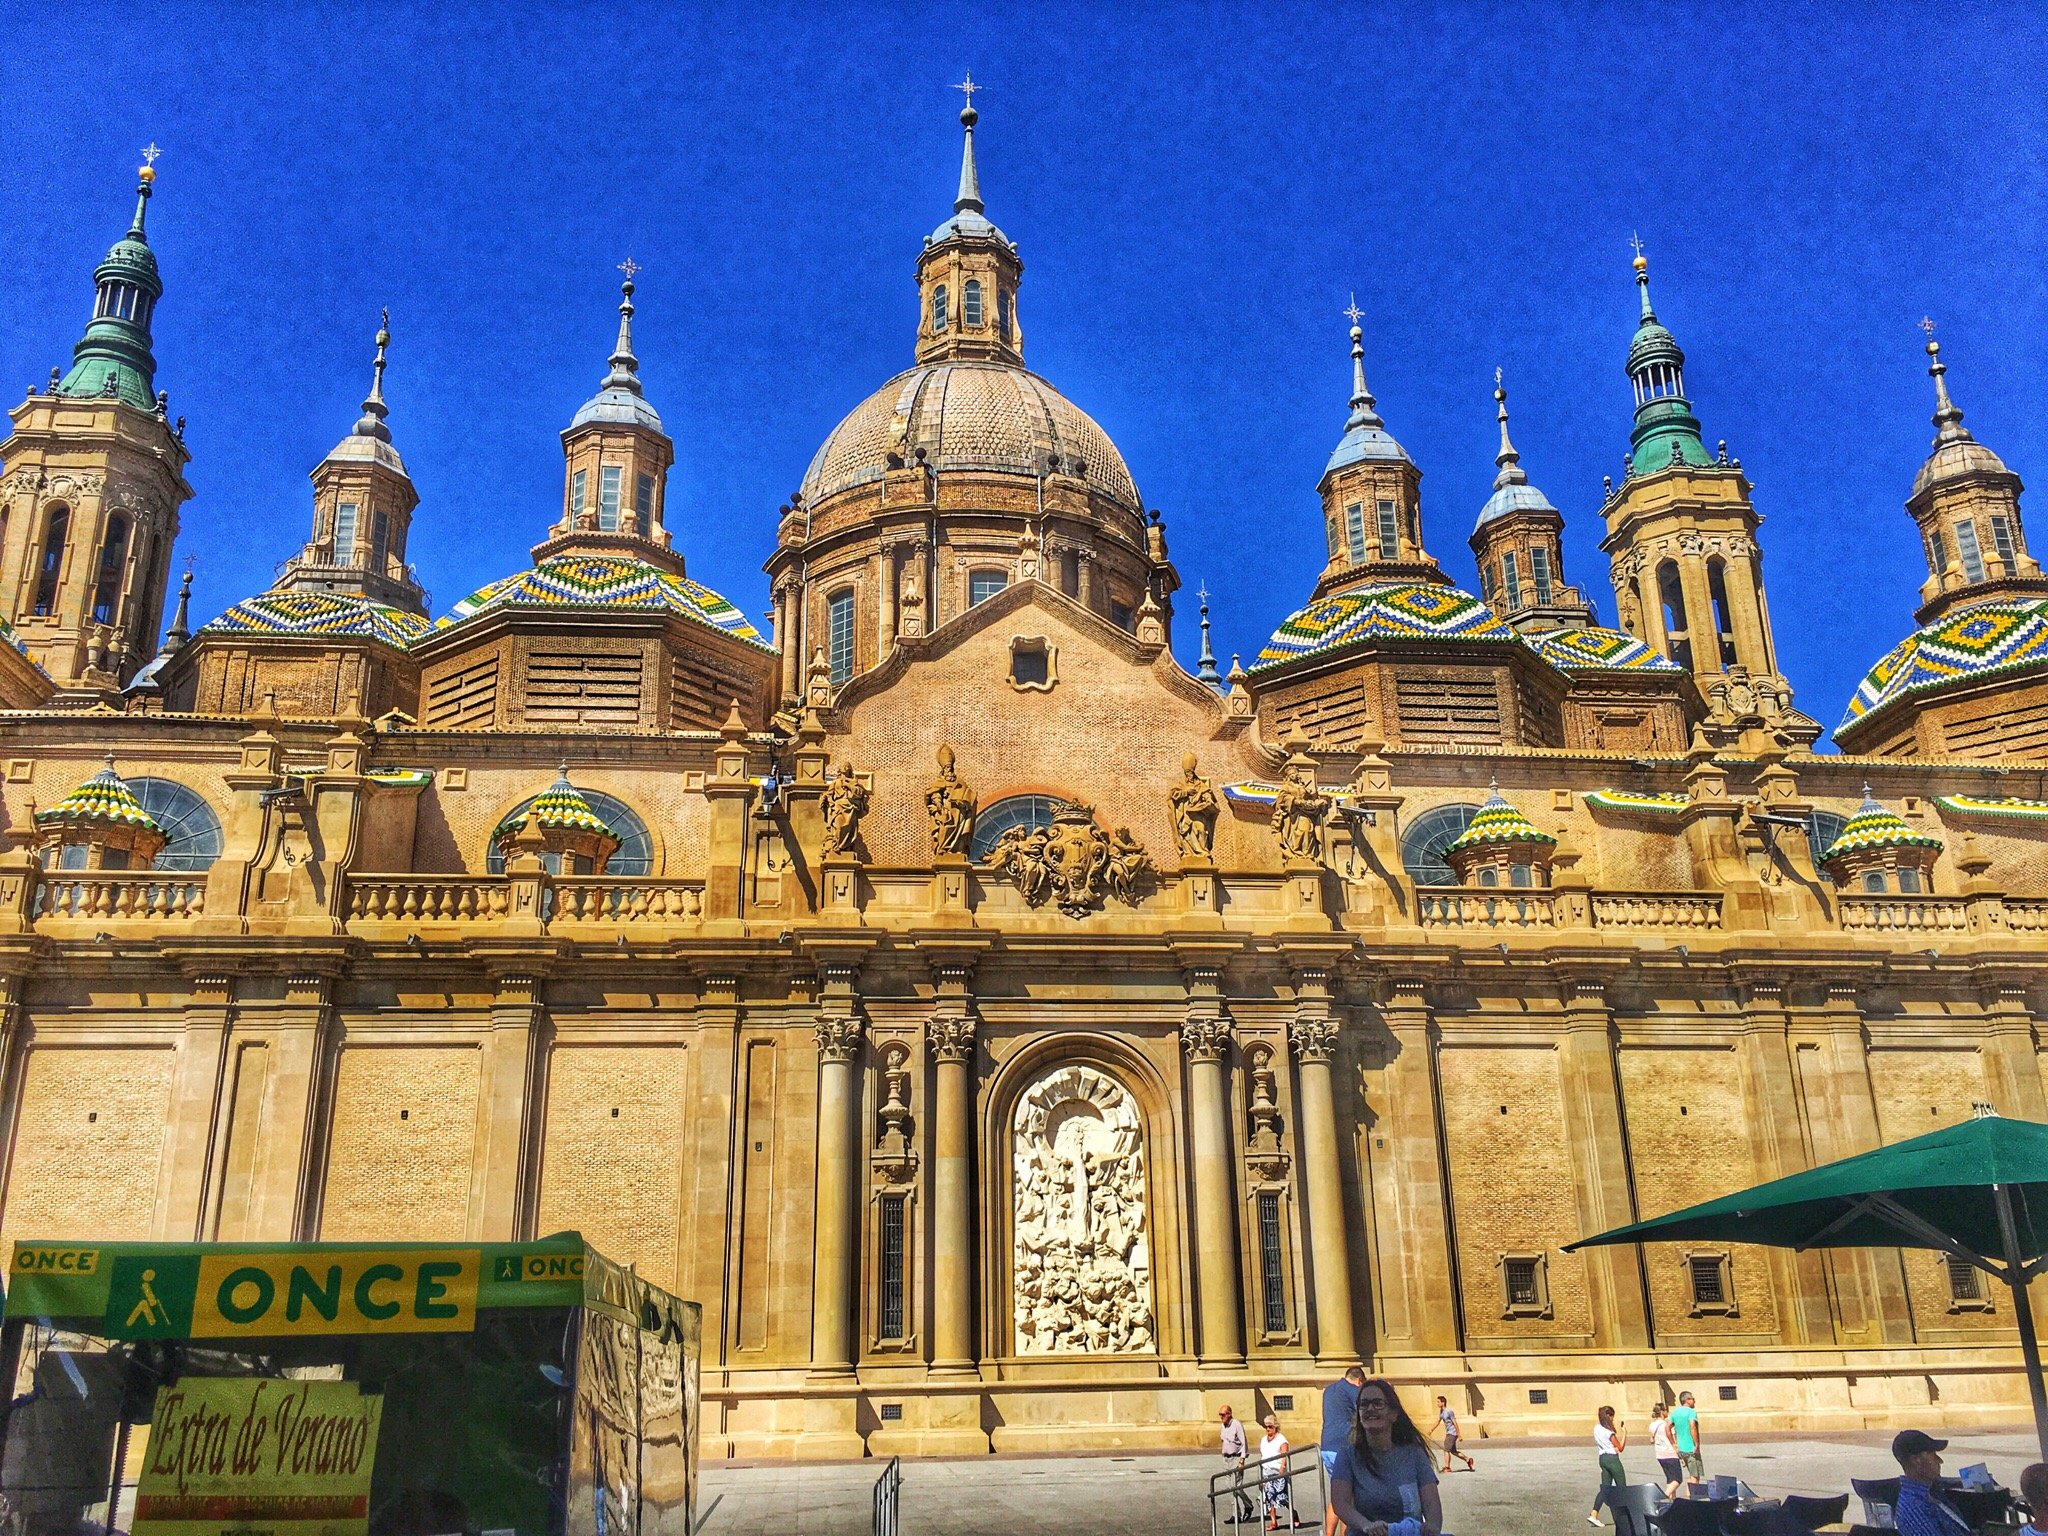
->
[1563,1112,2048,1459]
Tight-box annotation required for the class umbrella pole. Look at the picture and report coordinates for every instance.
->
[1994,1182,2048,1463]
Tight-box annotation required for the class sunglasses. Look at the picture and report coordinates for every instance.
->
[1358,1399,1392,1413]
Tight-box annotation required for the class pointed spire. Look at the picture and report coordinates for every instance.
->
[1492,368,1528,490]
[1195,581,1222,687]
[352,309,393,441]
[131,144,159,238]
[1343,294,1382,429]
[163,567,193,653]
[1920,317,1971,446]
[604,259,644,395]
[55,147,167,410]
[953,74,983,213]
[1631,232,1654,319]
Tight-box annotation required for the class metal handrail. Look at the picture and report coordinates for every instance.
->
[1210,1444,1326,1536]
[873,1454,902,1536]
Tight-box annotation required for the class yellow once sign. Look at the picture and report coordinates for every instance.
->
[192,1250,479,1337]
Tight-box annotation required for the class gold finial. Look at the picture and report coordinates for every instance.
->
[1630,231,1647,273]
[139,142,160,184]
[1921,314,1939,357]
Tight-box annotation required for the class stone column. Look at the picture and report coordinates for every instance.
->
[928,982,978,1374]
[478,970,548,1240]
[810,992,865,1377]
[1977,975,2048,1121]
[1183,965,1244,1366]
[1289,967,1356,1365]
[161,972,235,1240]
[1368,976,1459,1354]
[774,579,801,703]
[878,546,899,656]
[1553,972,1652,1349]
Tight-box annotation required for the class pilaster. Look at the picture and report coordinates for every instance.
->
[1732,969,1832,1345]
[1976,974,2048,1122]
[1366,974,1459,1355]
[477,968,548,1241]
[1554,969,1652,1350]
[1288,965,1356,1365]
[160,971,234,1240]
[1181,961,1245,1367]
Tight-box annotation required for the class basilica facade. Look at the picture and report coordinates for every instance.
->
[4,114,2048,1459]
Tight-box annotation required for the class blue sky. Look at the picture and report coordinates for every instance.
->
[2,2,2042,739]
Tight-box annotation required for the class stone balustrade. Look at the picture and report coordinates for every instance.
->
[346,876,510,925]
[35,871,205,922]
[1417,889,1559,929]
[2002,898,2048,932]
[550,878,705,925]
[1837,893,1972,933]
[1590,891,1725,930]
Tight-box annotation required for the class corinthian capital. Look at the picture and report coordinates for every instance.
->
[928,1014,978,1063]
[1288,1017,1340,1062]
[1180,1015,1234,1063]
[815,1015,865,1063]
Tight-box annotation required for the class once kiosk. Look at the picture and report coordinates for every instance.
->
[0,1233,698,1536]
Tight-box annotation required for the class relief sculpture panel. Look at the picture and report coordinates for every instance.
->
[1012,1064,1155,1354]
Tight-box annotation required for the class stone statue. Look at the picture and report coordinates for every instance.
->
[984,801,1148,917]
[1270,772,1332,864]
[821,763,868,857]
[1166,753,1218,858]
[925,745,976,857]
[1012,1064,1154,1355]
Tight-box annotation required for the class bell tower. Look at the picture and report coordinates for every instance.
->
[0,148,191,693]
[1469,372,1593,632]
[914,77,1024,368]
[1311,301,1439,599]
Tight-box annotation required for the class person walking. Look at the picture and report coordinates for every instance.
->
[1649,1403,1681,1497]
[1260,1414,1294,1530]
[1669,1391,1704,1492]
[1321,1366,1365,1536]
[1434,1395,1473,1474]
[1329,1378,1443,1536]
[1588,1405,1627,1526]
[1221,1405,1255,1524]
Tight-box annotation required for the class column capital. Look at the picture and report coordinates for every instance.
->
[1974,969,2033,1015]
[928,1014,977,1063]
[1380,974,1431,1016]
[1554,970,1612,1011]
[815,1015,865,1063]
[1733,967,1791,1013]
[1181,1015,1235,1063]
[1289,1017,1340,1062]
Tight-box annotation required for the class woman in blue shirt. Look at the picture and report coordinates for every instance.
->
[1330,1379,1442,1536]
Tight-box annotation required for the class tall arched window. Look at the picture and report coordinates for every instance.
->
[931,284,949,332]
[1657,560,1692,671]
[964,279,984,327]
[970,794,1061,862]
[91,514,130,625]
[332,501,359,561]
[997,288,1012,343]
[33,505,69,616]
[130,778,224,871]
[486,789,652,876]
[1399,803,1480,886]
[1706,558,1736,669]
[827,588,856,685]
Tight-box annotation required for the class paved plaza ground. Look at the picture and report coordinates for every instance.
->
[696,1428,2044,1535]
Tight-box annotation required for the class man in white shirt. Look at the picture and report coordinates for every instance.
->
[1221,1405,1254,1521]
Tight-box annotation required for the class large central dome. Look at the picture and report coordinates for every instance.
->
[799,360,1142,515]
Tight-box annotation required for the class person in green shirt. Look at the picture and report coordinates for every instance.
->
[1669,1392,1704,1491]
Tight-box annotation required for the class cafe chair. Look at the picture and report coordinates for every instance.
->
[1779,1494,1850,1531]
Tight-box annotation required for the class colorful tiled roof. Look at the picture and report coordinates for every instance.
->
[0,618,49,680]
[1446,789,1557,853]
[493,773,618,845]
[1254,583,1512,670]
[1935,793,2048,823]
[35,759,164,833]
[1523,627,1679,673]
[202,591,432,651]
[1819,792,1943,863]
[366,768,434,788]
[1841,597,2048,734]
[1584,789,1688,816]
[441,555,769,649]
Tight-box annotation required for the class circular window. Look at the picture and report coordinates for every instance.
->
[1399,803,1480,886]
[486,788,652,876]
[970,795,1062,862]
[129,778,223,872]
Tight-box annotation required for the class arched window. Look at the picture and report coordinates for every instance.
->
[1898,866,1923,894]
[970,794,1061,862]
[1657,560,1692,670]
[129,778,224,871]
[486,789,652,876]
[333,501,359,560]
[33,505,69,616]
[964,280,983,327]
[997,288,1012,342]
[1706,559,1736,669]
[1501,551,1523,608]
[1807,810,1847,862]
[968,569,1008,606]
[827,588,856,686]
[931,284,949,332]
[91,514,130,626]
[1400,803,1479,887]
[1861,870,1886,894]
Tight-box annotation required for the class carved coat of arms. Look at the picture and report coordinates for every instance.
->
[985,801,1148,917]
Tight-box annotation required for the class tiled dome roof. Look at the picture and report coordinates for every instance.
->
[36,759,163,834]
[1840,596,2048,734]
[1912,436,2011,500]
[1446,789,1557,853]
[493,772,617,845]
[203,591,432,651]
[1254,583,1512,670]
[440,555,769,649]
[1819,792,1943,863]
[800,362,1140,514]
[1523,627,1680,673]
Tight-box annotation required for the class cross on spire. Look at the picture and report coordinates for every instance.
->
[618,256,641,284]
[1343,295,1364,327]
[142,142,161,167]
[1629,231,1644,261]
[954,72,979,109]
[1494,365,1503,388]
[1920,315,1937,341]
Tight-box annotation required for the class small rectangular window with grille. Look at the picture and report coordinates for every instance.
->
[599,466,623,531]
[1991,515,2018,567]
[1500,1252,1550,1317]
[1928,528,1949,572]
[1345,502,1366,562]
[1257,1191,1286,1335]
[1502,551,1523,608]
[333,502,359,558]
[969,570,1008,606]
[1957,519,1987,583]
[571,469,587,520]
[879,1194,906,1340]
[1530,545,1553,602]
[1686,1251,1736,1315]
[1376,501,1399,560]
[636,473,655,524]
[1948,1253,1992,1311]
[827,589,856,686]
[1528,1388,1549,1405]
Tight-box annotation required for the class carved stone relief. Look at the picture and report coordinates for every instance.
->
[984,800,1148,916]
[1012,1064,1155,1355]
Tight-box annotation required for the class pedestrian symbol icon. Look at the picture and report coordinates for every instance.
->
[125,1268,166,1328]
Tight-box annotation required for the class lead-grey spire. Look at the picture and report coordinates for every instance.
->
[1195,582,1222,687]
[604,259,644,395]
[1344,296,1383,431]
[1493,369,1527,490]
[954,73,983,213]
[352,309,392,442]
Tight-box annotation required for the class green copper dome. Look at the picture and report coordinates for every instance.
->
[56,166,165,412]
[1624,249,1713,475]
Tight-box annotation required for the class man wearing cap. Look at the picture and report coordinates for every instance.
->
[1892,1429,1974,1536]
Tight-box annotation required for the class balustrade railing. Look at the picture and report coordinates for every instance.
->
[346,877,509,924]
[550,878,705,924]
[1837,894,1971,933]
[2002,898,2048,932]
[1591,891,1724,929]
[1417,889,1559,929]
[35,872,205,921]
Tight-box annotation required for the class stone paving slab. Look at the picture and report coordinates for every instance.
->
[696,1428,2046,1536]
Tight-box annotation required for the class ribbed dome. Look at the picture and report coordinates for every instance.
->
[800,362,1141,514]
[1913,436,2012,499]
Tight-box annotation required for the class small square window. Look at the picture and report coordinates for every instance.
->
[1528,1388,1549,1406]
[1500,1252,1551,1318]
[1273,1394,1294,1412]
[1008,636,1055,692]
[879,1402,903,1422]
[1898,867,1922,894]
[1717,1385,1738,1402]
[1947,1253,1993,1313]
[1685,1251,1737,1316]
